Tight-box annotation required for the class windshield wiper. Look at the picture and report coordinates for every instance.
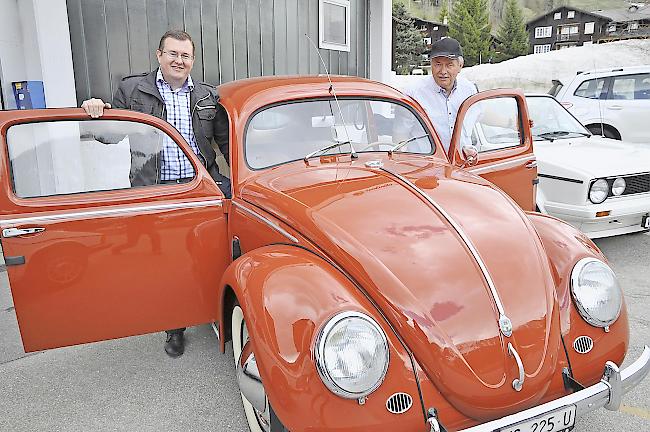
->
[304,140,352,162]
[389,134,430,155]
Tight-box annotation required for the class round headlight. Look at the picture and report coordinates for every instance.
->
[570,258,622,328]
[589,179,609,204]
[612,177,626,196]
[315,311,389,399]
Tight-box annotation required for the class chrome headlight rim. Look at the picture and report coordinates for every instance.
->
[588,178,609,204]
[314,311,390,399]
[570,257,622,328]
[612,177,626,196]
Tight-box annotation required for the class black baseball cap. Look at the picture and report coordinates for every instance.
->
[430,37,463,59]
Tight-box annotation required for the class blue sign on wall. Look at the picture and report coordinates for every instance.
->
[12,81,46,109]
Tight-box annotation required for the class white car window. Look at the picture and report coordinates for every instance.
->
[573,78,607,99]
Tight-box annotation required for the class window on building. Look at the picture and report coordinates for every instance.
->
[423,37,432,45]
[554,12,562,20]
[319,0,350,52]
[607,24,617,33]
[433,26,439,31]
[567,11,575,18]
[535,26,552,38]
[585,22,595,34]
[630,22,639,30]
[534,44,552,54]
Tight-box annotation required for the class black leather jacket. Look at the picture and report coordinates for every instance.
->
[113,70,231,197]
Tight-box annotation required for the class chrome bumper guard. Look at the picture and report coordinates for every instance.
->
[457,345,650,432]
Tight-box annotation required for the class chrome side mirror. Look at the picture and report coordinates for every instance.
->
[460,145,479,168]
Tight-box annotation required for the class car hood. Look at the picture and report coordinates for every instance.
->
[240,158,562,421]
[534,136,650,178]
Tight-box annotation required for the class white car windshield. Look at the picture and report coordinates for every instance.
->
[526,96,591,141]
[245,98,434,169]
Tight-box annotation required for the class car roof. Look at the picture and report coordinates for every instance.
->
[217,75,410,114]
[573,64,650,78]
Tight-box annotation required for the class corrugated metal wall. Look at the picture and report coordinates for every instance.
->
[67,0,368,103]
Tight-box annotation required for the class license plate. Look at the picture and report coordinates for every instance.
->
[499,405,576,432]
[642,215,650,229]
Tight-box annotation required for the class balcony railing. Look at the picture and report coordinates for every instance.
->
[556,33,580,42]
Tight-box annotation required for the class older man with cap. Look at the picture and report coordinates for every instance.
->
[403,37,477,152]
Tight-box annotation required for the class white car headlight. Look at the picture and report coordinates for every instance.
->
[315,311,389,399]
[571,258,622,328]
[589,179,609,204]
[612,177,626,196]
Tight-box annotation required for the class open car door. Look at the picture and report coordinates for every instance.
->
[448,89,537,211]
[0,108,229,352]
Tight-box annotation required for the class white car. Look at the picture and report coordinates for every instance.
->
[552,65,650,143]
[526,94,650,238]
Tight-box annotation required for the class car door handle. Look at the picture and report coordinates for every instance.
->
[2,227,45,238]
[607,105,623,110]
[525,160,537,169]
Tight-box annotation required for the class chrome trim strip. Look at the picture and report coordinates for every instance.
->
[508,343,525,392]
[469,155,535,175]
[0,200,223,226]
[232,201,299,243]
[381,168,510,326]
[538,173,584,184]
[458,346,650,431]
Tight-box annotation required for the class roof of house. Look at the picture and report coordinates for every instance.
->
[526,5,610,26]
[413,17,448,27]
[592,6,650,23]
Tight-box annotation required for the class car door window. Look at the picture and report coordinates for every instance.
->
[6,120,191,198]
[610,76,636,100]
[462,97,522,153]
[573,78,607,99]
[634,74,650,100]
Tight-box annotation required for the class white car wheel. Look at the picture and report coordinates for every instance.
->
[231,305,271,432]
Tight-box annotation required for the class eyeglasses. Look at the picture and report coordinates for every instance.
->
[161,50,194,61]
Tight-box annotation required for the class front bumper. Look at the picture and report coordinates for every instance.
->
[544,195,650,238]
[456,345,650,432]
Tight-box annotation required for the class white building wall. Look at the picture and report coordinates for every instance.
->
[0,0,76,109]
[0,0,27,109]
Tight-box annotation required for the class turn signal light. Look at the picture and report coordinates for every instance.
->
[596,211,611,217]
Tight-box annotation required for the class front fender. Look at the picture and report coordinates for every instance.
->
[526,213,629,385]
[218,244,427,431]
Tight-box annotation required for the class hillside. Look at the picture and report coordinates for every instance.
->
[395,0,630,25]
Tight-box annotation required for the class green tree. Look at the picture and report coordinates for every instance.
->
[393,3,425,74]
[439,2,449,24]
[448,0,492,66]
[496,0,529,61]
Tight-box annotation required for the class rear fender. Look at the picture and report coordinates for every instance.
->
[526,213,629,384]
[217,244,427,431]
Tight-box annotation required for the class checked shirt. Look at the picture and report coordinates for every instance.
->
[156,69,203,181]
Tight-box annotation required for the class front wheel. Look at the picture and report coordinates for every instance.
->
[231,305,288,432]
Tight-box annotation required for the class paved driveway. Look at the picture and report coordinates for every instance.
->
[1,232,649,431]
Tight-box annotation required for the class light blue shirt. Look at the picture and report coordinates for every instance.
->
[403,75,477,152]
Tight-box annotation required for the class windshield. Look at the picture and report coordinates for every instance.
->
[526,96,590,140]
[245,98,434,169]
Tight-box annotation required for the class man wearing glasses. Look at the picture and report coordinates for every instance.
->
[82,30,230,358]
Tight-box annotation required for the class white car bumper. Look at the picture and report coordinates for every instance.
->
[544,194,650,238]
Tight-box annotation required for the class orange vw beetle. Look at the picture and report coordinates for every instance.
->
[0,76,648,431]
